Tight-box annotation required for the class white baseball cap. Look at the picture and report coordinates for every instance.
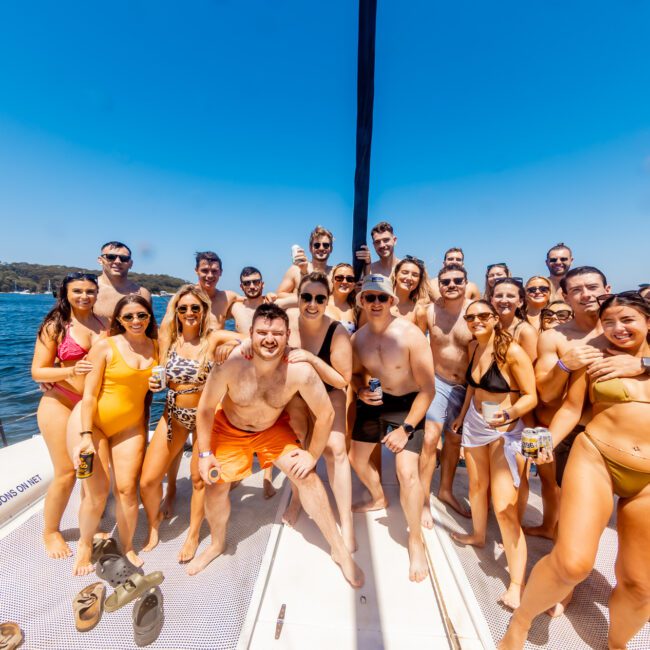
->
[356,274,399,307]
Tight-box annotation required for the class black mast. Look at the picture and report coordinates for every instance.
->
[352,0,377,280]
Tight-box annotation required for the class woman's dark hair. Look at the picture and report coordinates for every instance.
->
[484,263,511,302]
[109,294,157,338]
[466,299,513,365]
[599,292,650,342]
[298,271,331,297]
[492,277,527,319]
[37,273,99,343]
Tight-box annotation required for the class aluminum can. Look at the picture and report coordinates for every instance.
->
[208,467,220,482]
[368,378,382,397]
[77,451,94,479]
[535,427,553,456]
[291,244,302,263]
[521,428,539,459]
[151,365,166,389]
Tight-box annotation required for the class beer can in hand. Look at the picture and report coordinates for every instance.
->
[291,244,302,263]
[208,467,220,482]
[368,378,382,398]
[151,365,166,389]
[535,427,553,456]
[521,428,539,459]
[77,451,94,479]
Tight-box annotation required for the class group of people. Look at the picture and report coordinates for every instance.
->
[31,225,650,649]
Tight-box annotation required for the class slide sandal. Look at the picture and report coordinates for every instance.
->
[73,582,105,632]
[96,553,141,587]
[105,572,164,613]
[133,587,164,647]
[91,537,119,563]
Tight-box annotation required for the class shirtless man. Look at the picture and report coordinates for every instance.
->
[193,251,238,328]
[190,303,363,588]
[355,221,401,278]
[349,274,435,582]
[94,241,151,320]
[429,247,481,301]
[421,264,473,525]
[545,243,574,300]
[276,226,334,295]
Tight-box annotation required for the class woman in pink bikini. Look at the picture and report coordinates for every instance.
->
[31,272,107,559]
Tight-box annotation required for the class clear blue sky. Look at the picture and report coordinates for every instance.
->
[1,1,649,291]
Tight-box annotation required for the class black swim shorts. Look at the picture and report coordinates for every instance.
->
[352,391,425,454]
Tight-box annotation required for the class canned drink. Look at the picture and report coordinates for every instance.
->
[521,428,539,459]
[151,365,166,389]
[535,427,553,456]
[208,467,220,482]
[368,378,382,397]
[77,451,94,479]
[291,244,302,263]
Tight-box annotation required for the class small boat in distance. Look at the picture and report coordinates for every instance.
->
[11,281,32,295]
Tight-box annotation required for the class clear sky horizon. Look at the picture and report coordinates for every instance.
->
[1,1,649,292]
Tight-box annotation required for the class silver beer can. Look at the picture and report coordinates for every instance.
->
[151,365,166,389]
[521,428,539,459]
[535,427,553,456]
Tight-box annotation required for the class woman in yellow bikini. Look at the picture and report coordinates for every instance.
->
[69,294,158,576]
[501,292,650,650]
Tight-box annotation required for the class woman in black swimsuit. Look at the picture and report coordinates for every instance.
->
[282,272,356,552]
[451,300,537,610]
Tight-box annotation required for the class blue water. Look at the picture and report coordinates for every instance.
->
[0,294,173,446]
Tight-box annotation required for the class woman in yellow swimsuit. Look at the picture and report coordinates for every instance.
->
[69,294,158,576]
[501,292,650,650]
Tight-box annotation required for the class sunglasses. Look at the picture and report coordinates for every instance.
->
[334,274,355,283]
[177,304,202,314]
[241,279,262,287]
[403,254,424,266]
[312,242,331,250]
[541,309,572,320]
[526,286,550,295]
[103,253,131,263]
[440,277,465,287]
[363,293,391,303]
[596,290,641,306]
[464,312,494,323]
[66,272,98,282]
[300,292,328,305]
[487,262,506,271]
[548,257,569,263]
[120,311,150,322]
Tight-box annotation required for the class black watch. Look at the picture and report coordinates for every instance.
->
[403,423,415,440]
[642,357,650,375]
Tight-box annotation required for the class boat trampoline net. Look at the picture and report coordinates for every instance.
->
[0,457,279,649]
[432,468,650,650]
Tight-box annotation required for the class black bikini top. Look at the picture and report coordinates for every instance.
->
[465,347,512,393]
[316,321,339,392]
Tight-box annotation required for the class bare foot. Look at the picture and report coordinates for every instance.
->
[438,490,471,518]
[546,589,573,617]
[125,550,144,568]
[44,531,72,559]
[341,523,357,554]
[408,536,429,583]
[523,524,554,540]
[421,504,434,530]
[161,488,176,519]
[142,512,164,552]
[186,541,225,576]
[72,540,94,576]
[351,497,388,513]
[450,531,485,548]
[263,478,277,499]
[498,614,530,650]
[499,582,523,610]
[331,548,364,588]
[178,534,200,563]
[282,497,302,527]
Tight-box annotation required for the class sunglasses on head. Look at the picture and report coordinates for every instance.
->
[334,274,355,283]
[440,277,465,287]
[541,309,572,320]
[66,272,98,282]
[241,279,261,287]
[487,262,506,271]
[363,293,391,303]
[464,312,494,323]
[403,255,424,266]
[300,292,328,305]
[177,304,202,314]
[548,256,569,263]
[121,311,150,322]
[526,285,550,295]
[103,253,131,263]
[312,242,331,250]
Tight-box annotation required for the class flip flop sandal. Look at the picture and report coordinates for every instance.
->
[72,582,106,632]
[91,537,119,563]
[132,587,164,647]
[105,572,164,613]
[0,622,24,650]
[95,553,141,587]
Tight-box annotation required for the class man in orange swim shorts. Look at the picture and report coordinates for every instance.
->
[189,303,364,588]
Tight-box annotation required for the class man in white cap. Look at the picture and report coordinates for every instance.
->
[349,274,436,583]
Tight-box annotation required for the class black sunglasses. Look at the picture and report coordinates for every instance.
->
[312,242,331,250]
[177,304,202,314]
[440,277,465,287]
[241,279,262,287]
[464,312,494,323]
[103,253,131,263]
[403,255,424,266]
[487,262,506,271]
[526,285,550,295]
[300,292,328,305]
[548,256,569,263]
[363,293,391,303]
[596,290,642,306]
[334,275,355,283]
[541,309,572,320]
[66,272,98,282]
[120,311,150,322]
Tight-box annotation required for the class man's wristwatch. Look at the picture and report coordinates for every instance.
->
[642,357,650,375]
[198,451,212,458]
[403,423,415,440]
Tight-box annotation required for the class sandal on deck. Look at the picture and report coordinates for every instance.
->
[132,587,164,647]
[91,537,119,563]
[0,622,24,650]
[96,553,141,587]
[105,572,164,613]
[73,582,105,632]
